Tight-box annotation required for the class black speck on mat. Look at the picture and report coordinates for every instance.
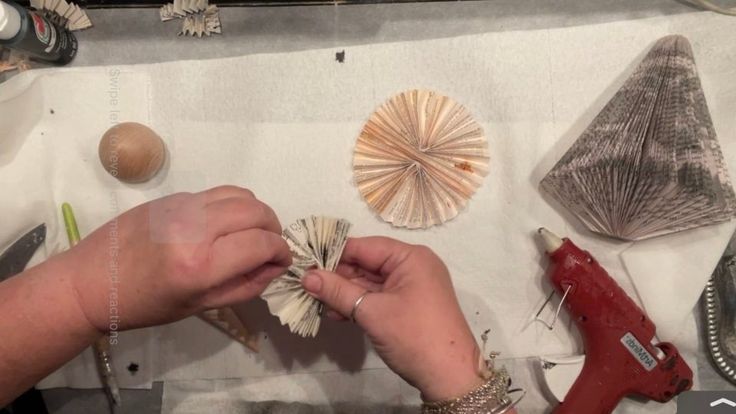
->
[127,363,139,374]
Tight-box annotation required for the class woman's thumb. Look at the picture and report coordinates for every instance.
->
[302,269,368,320]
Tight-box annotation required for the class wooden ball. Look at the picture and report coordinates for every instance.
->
[99,122,166,183]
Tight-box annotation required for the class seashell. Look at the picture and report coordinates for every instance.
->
[540,35,736,241]
[198,307,259,352]
[353,90,489,229]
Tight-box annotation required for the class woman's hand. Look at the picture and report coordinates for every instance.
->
[301,236,483,402]
[66,185,291,332]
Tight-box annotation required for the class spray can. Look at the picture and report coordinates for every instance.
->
[0,0,77,65]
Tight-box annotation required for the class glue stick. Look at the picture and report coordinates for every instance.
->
[0,0,77,64]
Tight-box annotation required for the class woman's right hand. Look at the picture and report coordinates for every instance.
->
[301,237,484,402]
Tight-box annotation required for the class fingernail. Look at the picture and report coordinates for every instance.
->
[302,272,322,293]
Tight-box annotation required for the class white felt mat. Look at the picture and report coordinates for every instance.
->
[160,325,701,414]
[0,9,734,411]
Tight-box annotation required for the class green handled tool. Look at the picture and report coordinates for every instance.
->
[62,203,122,410]
[61,203,81,246]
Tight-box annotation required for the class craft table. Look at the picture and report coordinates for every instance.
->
[2,0,735,412]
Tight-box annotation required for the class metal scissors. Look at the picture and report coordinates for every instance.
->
[0,223,48,414]
[0,224,46,282]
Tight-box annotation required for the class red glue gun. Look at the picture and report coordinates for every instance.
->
[538,228,693,413]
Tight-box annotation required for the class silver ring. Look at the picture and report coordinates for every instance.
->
[350,291,370,323]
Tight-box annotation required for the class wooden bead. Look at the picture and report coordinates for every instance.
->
[99,122,166,183]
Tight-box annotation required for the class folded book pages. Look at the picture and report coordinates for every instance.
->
[160,0,221,37]
[353,90,489,229]
[29,0,92,31]
[261,216,351,337]
[540,35,736,241]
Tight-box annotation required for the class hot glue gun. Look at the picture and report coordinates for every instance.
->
[537,228,693,413]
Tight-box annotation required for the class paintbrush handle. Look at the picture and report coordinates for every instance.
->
[94,337,122,407]
[61,202,122,408]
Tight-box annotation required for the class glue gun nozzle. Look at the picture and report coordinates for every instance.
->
[538,228,563,253]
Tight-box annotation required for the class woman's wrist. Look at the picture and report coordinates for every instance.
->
[35,251,107,340]
[419,344,485,402]
[420,367,485,403]
[0,251,103,406]
[420,338,525,414]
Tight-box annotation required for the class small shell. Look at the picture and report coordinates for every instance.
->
[353,90,489,229]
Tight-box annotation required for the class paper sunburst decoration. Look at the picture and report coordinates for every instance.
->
[353,90,490,229]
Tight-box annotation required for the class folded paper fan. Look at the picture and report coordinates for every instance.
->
[541,35,736,241]
[261,216,351,337]
[198,307,258,352]
[30,0,92,31]
[353,90,489,229]
[160,0,221,37]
